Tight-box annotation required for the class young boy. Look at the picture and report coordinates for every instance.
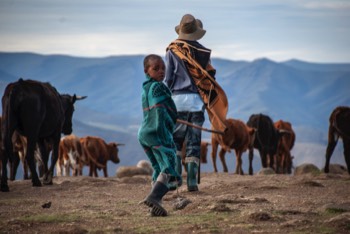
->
[138,54,182,216]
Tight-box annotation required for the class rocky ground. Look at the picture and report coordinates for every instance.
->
[0,164,350,234]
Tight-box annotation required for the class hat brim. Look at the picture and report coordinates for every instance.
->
[177,28,206,41]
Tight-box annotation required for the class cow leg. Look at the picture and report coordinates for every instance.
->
[56,162,62,176]
[211,140,219,173]
[1,136,11,191]
[259,149,268,168]
[219,149,228,172]
[38,140,49,177]
[94,166,98,177]
[274,152,281,174]
[268,153,275,170]
[9,152,20,181]
[1,125,16,191]
[44,139,59,185]
[77,160,84,176]
[343,139,350,174]
[283,151,292,174]
[103,167,108,177]
[280,153,285,174]
[248,147,254,175]
[89,163,98,177]
[63,159,70,176]
[235,150,244,175]
[26,139,41,187]
[1,154,9,192]
[324,133,338,173]
[273,153,279,173]
[324,127,338,173]
[89,163,93,177]
[23,155,30,179]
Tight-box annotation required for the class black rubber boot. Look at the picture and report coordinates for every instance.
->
[169,154,183,191]
[186,162,199,192]
[143,181,169,216]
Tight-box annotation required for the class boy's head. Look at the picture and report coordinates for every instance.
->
[143,54,165,82]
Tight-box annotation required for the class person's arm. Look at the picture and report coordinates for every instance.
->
[164,50,175,89]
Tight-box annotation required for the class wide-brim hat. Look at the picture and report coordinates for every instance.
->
[175,14,206,41]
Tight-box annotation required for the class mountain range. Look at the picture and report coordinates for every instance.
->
[0,52,349,178]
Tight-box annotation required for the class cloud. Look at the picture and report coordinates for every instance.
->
[301,1,350,10]
[1,0,349,63]
[0,31,170,57]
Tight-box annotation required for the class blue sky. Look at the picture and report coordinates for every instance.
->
[1,0,349,63]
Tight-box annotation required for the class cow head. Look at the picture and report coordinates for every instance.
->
[108,142,124,164]
[60,94,87,135]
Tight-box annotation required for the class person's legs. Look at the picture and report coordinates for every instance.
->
[143,172,170,216]
[172,112,189,177]
[140,143,160,183]
[185,111,204,192]
[152,145,182,188]
[142,145,182,216]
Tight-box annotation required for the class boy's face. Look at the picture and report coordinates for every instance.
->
[145,59,165,82]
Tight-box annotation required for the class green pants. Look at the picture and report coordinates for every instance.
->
[140,143,182,186]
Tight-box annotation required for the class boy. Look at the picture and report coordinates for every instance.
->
[138,54,182,216]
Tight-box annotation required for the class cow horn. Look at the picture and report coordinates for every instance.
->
[278,129,291,134]
[75,95,87,100]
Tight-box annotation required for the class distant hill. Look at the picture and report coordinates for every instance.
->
[0,52,349,178]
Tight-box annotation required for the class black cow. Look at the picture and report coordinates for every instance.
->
[1,78,86,192]
[246,113,286,175]
[324,106,350,174]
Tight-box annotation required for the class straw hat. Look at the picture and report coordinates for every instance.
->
[175,14,206,41]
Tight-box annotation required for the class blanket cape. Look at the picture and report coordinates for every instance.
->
[167,40,228,132]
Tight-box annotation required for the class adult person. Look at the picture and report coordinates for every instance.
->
[165,14,228,192]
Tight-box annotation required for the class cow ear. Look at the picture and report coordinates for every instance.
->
[248,127,256,135]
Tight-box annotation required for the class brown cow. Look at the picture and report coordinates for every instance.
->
[56,134,86,176]
[274,120,295,174]
[10,131,44,180]
[0,119,43,180]
[324,106,350,174]
[211,118,255,174]
[80,136,123,177]
[180,141,210,173]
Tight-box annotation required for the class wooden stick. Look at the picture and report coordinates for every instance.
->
[176,119,225,135]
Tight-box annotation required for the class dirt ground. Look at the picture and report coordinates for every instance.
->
[0,167,350,234]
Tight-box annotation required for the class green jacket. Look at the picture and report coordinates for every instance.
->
[138,76,177,147]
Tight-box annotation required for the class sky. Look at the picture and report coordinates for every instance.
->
[1,0,350,63]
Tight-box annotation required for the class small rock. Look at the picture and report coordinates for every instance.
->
[42,201,51,209]
[173,197,191,210]
[257,168,276,175]
[209,203,231,212]
[249,212,271,221]
[294,163,320,175]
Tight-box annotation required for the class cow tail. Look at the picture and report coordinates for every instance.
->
[82,142,106,169]
[3,85,18,149]
[333,116,350,141]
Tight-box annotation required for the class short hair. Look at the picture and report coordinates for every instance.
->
[143,54,163,70]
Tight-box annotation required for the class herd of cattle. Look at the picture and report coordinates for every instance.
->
[0,78,349,192]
